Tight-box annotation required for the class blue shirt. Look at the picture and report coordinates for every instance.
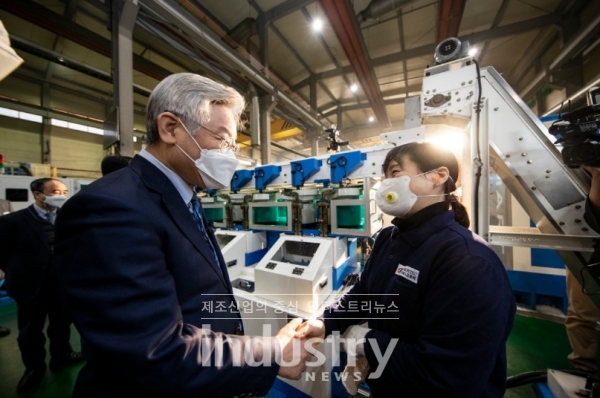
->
[33,203,56,224]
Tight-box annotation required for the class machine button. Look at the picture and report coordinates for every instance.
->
[232,278,255,293]
[266,262,277,269]
[292,267,304,275]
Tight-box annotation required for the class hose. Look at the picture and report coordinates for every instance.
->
[507,369,600,389]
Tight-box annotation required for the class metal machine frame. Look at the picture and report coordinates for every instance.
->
[415,57,598,306]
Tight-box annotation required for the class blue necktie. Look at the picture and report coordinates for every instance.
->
[191,196,242,333]
[46,211,56,225]
[190,196,222,276]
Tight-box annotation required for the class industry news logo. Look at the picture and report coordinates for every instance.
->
[199,324,397,380]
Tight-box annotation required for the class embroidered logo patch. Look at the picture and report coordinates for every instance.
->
[395,264,419,284]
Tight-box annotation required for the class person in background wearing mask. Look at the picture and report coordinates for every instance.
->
[53,73,310,398]
[296,142,516,398]
[0,178,84,392]
[0,198,14,338]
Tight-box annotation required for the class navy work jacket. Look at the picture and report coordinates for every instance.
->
[323,210,516,398]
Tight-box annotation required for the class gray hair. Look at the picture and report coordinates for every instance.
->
[145,73,245,145]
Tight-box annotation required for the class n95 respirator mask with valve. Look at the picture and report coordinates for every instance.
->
[375,176,417,218]
[375,171,446,218]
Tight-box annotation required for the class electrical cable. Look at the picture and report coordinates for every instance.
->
[506,369,600,389]
[472,59,483,235]
[326,156,352,186]
[580,261,600,295]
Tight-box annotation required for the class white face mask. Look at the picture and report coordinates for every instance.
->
[375,170,445,218]
[175,118,239,190]
[43,195,68,208]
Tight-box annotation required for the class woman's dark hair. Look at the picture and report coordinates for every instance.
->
[381,142,470,228]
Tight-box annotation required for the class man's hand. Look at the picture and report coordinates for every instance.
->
[582,165,600,178]
[294,318,325,340]
[276,318,311,380]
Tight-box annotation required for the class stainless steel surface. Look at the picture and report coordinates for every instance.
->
[489,226,597,252]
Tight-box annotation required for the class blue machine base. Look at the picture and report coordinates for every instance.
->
[533,382,554,398]
[246,248,268,267]
[332,238,358,291]
[506,270,568,314]
[0,296,13,306]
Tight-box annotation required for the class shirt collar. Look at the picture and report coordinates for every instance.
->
[138,149,194,205]
[33,203,56,219]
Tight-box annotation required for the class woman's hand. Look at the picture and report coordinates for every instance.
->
[294,318,326,340]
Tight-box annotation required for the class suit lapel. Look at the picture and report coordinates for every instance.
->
[130,156,230,289]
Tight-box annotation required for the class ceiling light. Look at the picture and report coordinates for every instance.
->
[237,159,252,166]
[368,116,374,122]
[312,18,323,32]
[350,84,358,92]
[468,48,478,57]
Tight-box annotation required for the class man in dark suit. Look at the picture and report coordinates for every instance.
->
[0,178,84,392]
[54,73,310,398]
[0,198,14,338]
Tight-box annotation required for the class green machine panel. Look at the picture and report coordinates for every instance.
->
[252,206,289,227]
[335,205,365,230]
[204,207,225,223]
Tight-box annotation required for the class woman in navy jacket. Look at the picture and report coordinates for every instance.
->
[297,142,516,397]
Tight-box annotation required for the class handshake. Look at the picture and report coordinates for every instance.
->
[274,318,370,395]
[274,318,325,380]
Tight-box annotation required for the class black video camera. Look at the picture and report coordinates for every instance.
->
[548,104,600,168]
[323,125,349,152]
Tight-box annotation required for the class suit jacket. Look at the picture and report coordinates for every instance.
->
[54,155,279,398]
[0,205,53,301]
[0,199,14,214]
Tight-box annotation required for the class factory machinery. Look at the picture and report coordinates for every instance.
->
[198,38,600,398]
[202,140,387,398]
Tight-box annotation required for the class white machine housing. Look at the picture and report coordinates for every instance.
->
[330,179,382,237]
[254,235,348,314]
[214,230,267,278]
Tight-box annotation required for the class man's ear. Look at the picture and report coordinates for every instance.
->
[156,112,179,145]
